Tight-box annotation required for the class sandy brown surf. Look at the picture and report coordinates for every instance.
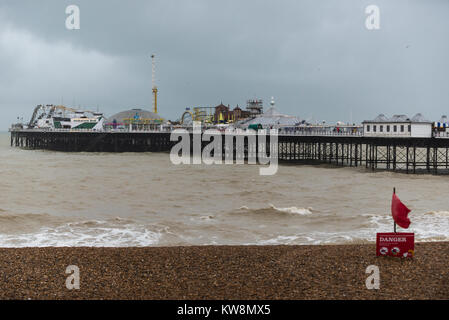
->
[0,243,447,300]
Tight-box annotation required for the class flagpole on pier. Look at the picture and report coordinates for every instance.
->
[393,187,397,233]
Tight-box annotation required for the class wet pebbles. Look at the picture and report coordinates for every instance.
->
[0,243,447,299]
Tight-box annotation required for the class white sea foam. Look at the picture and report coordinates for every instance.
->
[253,211,449,245]
[257,235,315,245]
[269,204,313,215]
[199,215,215,221]
[0,220,162,247]
[1,210,448,247]
[425,211,449,216]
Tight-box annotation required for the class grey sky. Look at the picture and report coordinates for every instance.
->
[0,0,448,129]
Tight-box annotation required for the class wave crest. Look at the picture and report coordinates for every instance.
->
[235,204,313,216]
[425,211,449,216]
[269,204,313,215]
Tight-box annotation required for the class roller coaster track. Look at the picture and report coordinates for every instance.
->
[28,105,97,128]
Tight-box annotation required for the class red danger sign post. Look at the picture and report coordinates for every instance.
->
[376,233,414,258]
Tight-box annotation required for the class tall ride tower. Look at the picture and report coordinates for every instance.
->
[151,54,158,114]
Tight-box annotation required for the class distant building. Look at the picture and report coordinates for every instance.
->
[232,105,247,121]
[434,115,449,137]
[106,108,164,130]
[214,103,251,123]
[362,113,433,138]
[435,115,449,131]
[240,97,301,128]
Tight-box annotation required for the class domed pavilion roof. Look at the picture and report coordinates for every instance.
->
[107,108,162,123]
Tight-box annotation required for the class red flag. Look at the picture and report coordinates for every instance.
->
[391,193,411,229]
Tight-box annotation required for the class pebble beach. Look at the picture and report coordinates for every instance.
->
[0,242,447,300]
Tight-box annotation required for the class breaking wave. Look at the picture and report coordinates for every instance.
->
[1,208,448,247]
[269,204,313,215]
[0,219,164,247]
[251,211,449,245]
[425,211,449,216]
[235,204,313,216]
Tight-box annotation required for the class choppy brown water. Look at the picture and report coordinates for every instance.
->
[0,132,448,247]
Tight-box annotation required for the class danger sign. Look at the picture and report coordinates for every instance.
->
[376,233,414,258]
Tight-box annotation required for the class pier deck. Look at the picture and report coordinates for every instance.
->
[10,129,449,174]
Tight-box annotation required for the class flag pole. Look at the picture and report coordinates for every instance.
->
[393,187,397,233]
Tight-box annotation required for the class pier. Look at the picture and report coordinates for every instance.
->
[277,134,449,174]
[10,130,174,152]
[10,129,449,174]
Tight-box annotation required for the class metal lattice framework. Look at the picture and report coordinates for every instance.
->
[9,131,449,174]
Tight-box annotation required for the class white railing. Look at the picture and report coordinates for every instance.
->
[278,130,363,137]
[10,127,449,139]
[8,127,363,136]
[434,132,449,138]
[9,128,173,133]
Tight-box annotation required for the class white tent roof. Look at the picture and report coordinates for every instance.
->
[243,108,300,126]
[364,113,431,124]
[411,113,430,123]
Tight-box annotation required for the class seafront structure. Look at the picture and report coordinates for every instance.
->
[240,97,301,128]
[213,103,252,123]
[105,108,164,131]
[181,98,265,125]
[362,113,433,138]
[19,104,105,130]
[10,126,449,175]
[9,102,449,174]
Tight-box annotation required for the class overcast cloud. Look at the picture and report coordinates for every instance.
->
[0,0,448,129]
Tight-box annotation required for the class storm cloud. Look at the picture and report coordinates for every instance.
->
[0,0,448,129]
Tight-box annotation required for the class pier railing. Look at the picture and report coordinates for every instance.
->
[434,132,449,139]
[9,128,173,133]
[278,131,363,137]
[10,126,449,139]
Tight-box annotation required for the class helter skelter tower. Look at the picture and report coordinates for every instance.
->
[151,54,158,114]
